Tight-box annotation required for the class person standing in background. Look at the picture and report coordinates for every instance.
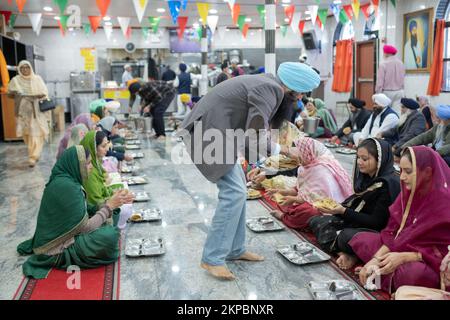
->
[215,62,231,86]
[121,64,133,86]
[147,55,159,80]
[173,63,192,117]
[7,60,50,167]
[375,45,406,114]
[162,65,176,82]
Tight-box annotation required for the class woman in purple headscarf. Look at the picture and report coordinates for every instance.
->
[56,113,94,159]
[350,146,450,294]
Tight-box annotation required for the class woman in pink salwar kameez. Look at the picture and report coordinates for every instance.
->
[350,146,450,294]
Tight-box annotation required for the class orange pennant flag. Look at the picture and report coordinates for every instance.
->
[16,0,27,13]
[89,16,102,33]
[96,0,111,17]
[242,23,249,38]
[232,4,240,25]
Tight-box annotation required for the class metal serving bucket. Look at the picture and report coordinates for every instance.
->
[303,117,321,134]
[143,117,153,133]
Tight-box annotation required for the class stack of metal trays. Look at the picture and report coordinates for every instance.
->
[125,238,165,257]
[277,242,330,265]
[129,208,162,222]
[246,217,284,232]
[307,280,365,300]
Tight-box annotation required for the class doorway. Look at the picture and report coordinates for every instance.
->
[354,39,378,110]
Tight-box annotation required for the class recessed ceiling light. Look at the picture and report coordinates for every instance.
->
[305,11,311,14]
[209,9,218,14]
[43,6,53,12]
[284,18,289,22]
[54,16,60,20]
[104,21,112,26]
[103,16,111,21]
[157,8,166,13]
[245,18,252,22]
[282,0,291,3]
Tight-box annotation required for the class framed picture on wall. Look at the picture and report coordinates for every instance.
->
[403,8,434,73]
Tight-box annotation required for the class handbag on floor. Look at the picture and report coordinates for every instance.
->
[309,215,346,253]
[39,98,56,112]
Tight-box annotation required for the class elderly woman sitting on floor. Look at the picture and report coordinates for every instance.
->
[17,145,133,279]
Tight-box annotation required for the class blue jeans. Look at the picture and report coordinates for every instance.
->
[202,162,247,266]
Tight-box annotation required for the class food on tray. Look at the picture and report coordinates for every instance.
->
[261,176,297,190]
[247,188,262,199]
[264,155,298,170]
[313,198,339,210]
[272,193,285,204]
[130,213,143,222]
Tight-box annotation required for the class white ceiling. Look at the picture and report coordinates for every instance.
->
[0,0,366,28]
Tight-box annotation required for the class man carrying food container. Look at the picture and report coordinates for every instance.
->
[178,62,320,280]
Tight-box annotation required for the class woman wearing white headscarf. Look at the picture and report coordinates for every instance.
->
[8,60,50,167]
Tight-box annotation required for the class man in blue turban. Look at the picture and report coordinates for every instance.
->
[404,19,424,69]
[178,62,320,280]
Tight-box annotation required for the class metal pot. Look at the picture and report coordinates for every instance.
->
[303,117,321,134]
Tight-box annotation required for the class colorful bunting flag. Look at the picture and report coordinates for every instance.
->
[352,0,360,20]
[142,26,149,40]
[168,1,181,25]
[207,15,219,35]
[299,20,305,35]
[181,0,188,11]
[117,17,131,37]
[197,3,209,26]
[280,24,288,37]
[53,0,68,13]
[27,13,42,33]
[132,0,148,23]
[390,0,396,7]
[318,8,328,27]
[9,14,17,28]
[59,14,69,31]
[257,5,265,28]
[226,0,236,11]
[307,5,319,25]
[197,26,203,40]
[88,16,102,33]
[291,12,301,33]
[330,4,340,23]
[125,26,132,39]
[148,17,161,33]
[343,5,353,21]
[104,24,113,41]
[217,26,227,40]
[237,15,246,31]
[242,23,249,39]
[16,0,27,14]
[96,0,111,17]
[284,5,295,26]
[83,23,91,35]
[360,3,371,20]
[177,16,188,39]
[0,11,12,25]
[339,9,349,24]
[232,4,240,25]
[35,19,43,36]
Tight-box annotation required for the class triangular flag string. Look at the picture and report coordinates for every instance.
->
[291,12,301,33]
[0,11,12,25]
[352,0,360,20]
[232,4,240,25]
[280,24,288,37]
[132,0,148,23]
[9,14,17,28]
[142,27,149,40]
[27,13,42,33]
[196,3,210,26]
[284,5,295,26]
[339,9,349,24]
[207,15,219,35]
[308,5,319,26]
[343,5,354,21]
[360,3,371,21]
[83,23,91,36]
[181,0,188,11]
[237,15,246,31]
[16,0,27,14]
[53,0,68,13]
[96,0,111,17]
[330,4,340,23]
[148,17,161,33]
[36,18,43,36]
[117,17,131,37]
[256,5,265,28]
[217,26,227,40]
[318,8,328,27]
[242,23,249,39]
[59,14,69,31]
[299,20,305,35]
[88,16,102,33]
[390,0,396,7]
[177,16,188,39]
[168,1,181,25]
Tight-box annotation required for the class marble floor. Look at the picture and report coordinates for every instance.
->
[0,129,359,300]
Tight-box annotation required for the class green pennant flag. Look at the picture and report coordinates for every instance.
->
[9,14,17,28]
[339,9,349,24]
[237,15,246,31]
[142,27,149,40]
[197,26,203,40]
[83,23,91,35]
[53,0,68,13]
[256,5,265,28]
[280,25,288,37]
[390,0,396,7]
[315,0,321,5]
[318,8,328,27]
[148,17,161,33]
[59,15,70,31]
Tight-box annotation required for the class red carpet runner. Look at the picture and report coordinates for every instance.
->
[257,192,391,300]
[13,258,120,300]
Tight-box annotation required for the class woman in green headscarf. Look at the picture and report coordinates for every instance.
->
[16,145,130,279]
[305,98,338,138]
[89,99,107,124]
[80,130,114,206]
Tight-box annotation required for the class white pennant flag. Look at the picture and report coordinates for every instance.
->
[207,15,219,35]
[117,17,131,36]
[291,12,302,33]
[104,25,113,41]
[217,26,227,40]
[36,19,44,36]
[132,0,148,23]
[330,4,340,23]
[307,5,319,25]
[226,0,235,10]
[28,13,42,33]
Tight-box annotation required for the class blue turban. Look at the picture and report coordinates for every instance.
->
[179,63,187,72]
[437,105,450,120]
[277,62,320,93]
[409,20,417,32]
[258,66,265,74]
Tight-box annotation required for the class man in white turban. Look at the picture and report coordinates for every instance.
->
[122,64,133,86]
[353,93,399,146]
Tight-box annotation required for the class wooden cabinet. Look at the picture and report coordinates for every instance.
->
[1,93,20,140]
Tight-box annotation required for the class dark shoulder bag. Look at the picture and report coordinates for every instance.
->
[39,98,56,112]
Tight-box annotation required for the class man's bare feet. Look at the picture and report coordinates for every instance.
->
[269,210,284,220]
[200,262,236,280]
[231,251,265,262]
[336,252,358,270]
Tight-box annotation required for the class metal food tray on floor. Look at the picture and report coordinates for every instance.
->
[123,176,147,185]
[125,238,165,257]
[125,135,139,140]
[277,242,330,265]
[335,147,357,155]
[125,140,141,145]
[324,142,343,148]
[132,191,151,202]
[121,165,140,173]
[129,152,144,159]
[246,217,284,232]
[126,144,141,150]
[307,280,365,300]
[129,208,161,222]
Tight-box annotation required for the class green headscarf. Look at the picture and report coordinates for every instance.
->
[314,98,338,133]
[17,146,89,256]
[89,98,107,113]
[80,130,113,205]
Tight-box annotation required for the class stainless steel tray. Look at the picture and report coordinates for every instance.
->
[335,147,357,155]
[125,140,141,145]
[129,208,161,222]
[125,238,165,257]
[126,144,141,150]
[129,152,144,159]
[123,176,147,185]
[132,191,150,202]
[121,165,140,173]
[125,134,139,140]
[307,280,365,300]
[324,142,342,148]
[246,217,284,232]
[277,242,330,265]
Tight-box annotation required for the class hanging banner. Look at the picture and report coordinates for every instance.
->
[142,26,149,40]
[232,4,240,25]
[343,5,353,20]
[118,17,131,36]
[132,0,148,23]
[67,5,81,28]
[291,12,301,33]
[197,3,209,26]
[9,14,17,28]
[207,15,219,35]
[242,23,249,39]
[330,4,340,23]
[96,0,111,17]
[339,9,349,24]
[318,8,328,27]
[217,26,227,40]
[36,19,43,36]
[257,5,265,28]
[237,15,246,31]
[372,0,380,7]
[177,16,188,39]
[352,0,360,20]
[80,47,96,71]
[360,3,371,20]
[16,0,27,14]
[88,16,102,33]
[83,23,91,35]
[53,0,68,13]
[27,13,42,33]
[307,5,319,25]
[148,17,161,33]
[0,11,12,25]
[299,20,305,35]
[181,0,188,11]
[284,5,295,26]
[168,1,181,24]
[280,25,288,37]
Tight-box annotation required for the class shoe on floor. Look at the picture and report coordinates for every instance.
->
[200,262,236,280]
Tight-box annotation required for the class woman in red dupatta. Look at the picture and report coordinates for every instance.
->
[350,146,450,294]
